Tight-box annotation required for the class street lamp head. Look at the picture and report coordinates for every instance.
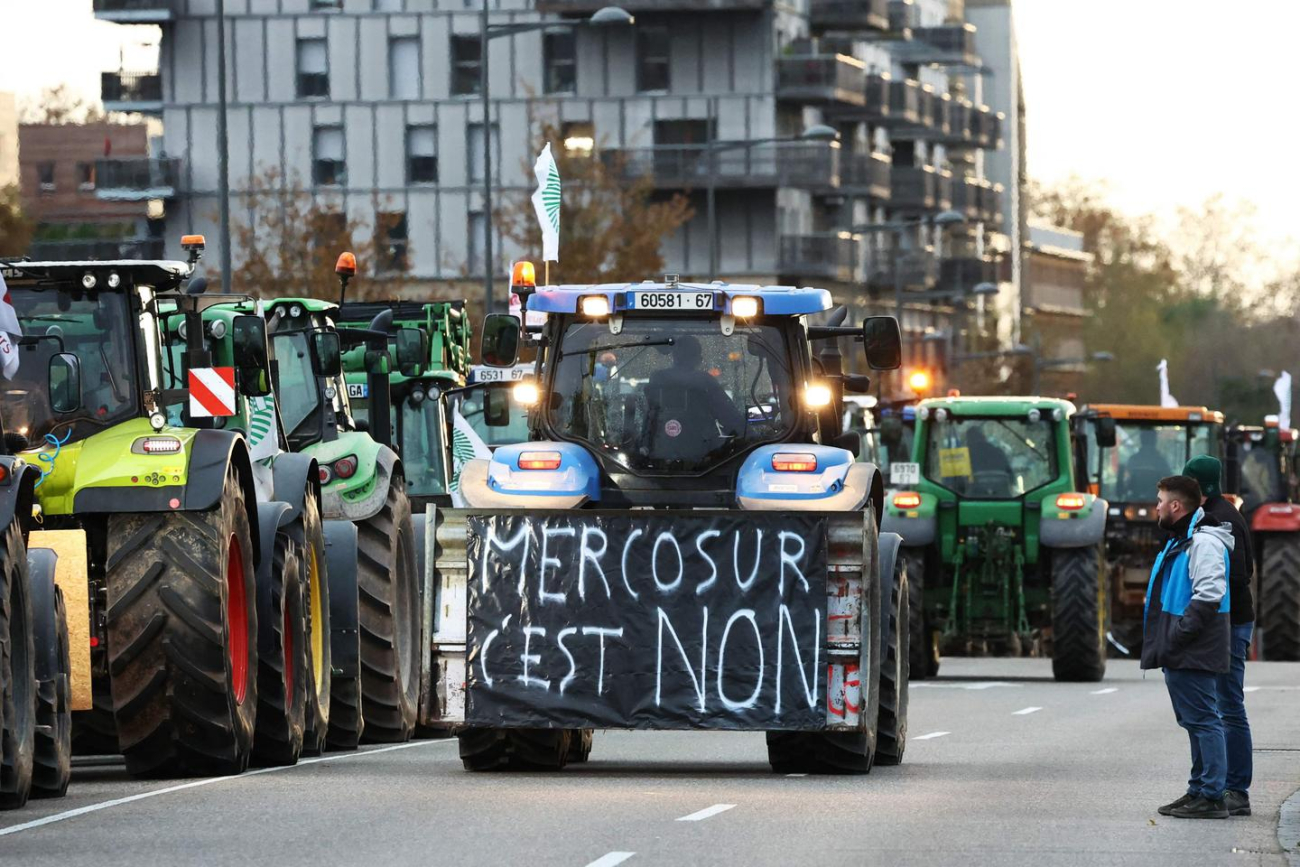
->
[971,281,999,297]
[589,6,635,25]
[932,210,966,227]
[799,124,840,143]
[1091,351,1115,363]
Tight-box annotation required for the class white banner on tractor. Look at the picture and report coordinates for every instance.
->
[0,272,22,380]
[189,367,237,417]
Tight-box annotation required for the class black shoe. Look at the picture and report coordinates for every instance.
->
[1158,794,1195,816]
[1224,790,1251,816]
[1170,796,1229,819]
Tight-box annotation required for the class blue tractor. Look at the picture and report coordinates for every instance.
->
[423,269,909,774]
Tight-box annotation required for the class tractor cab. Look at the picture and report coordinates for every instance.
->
[1224,417,1298,518]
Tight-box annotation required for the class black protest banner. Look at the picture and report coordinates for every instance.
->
[465,511,828,730]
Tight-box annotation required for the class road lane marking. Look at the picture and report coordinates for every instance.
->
[1243,686,1260,693]
[786,773,808,777]
[1090,688,1119,695]
[677,804,736,822]
[0,740,453,837]
[585,853,635,867]
[1012,706,1042,715]
[911,681,1020,690]
[913,731,951,740]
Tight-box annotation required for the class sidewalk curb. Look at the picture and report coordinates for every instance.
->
[1280,785,1300,867]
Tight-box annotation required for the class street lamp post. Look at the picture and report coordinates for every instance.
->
[478,6,633,314]
[216,0,231,292]
[705,124,839,281]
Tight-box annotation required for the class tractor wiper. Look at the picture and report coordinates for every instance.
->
[560,338,674,357]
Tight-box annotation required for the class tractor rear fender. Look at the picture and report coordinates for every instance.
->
[0,459,40,538]
[27,529,91,711]
[1251,503,1300,533]
[877,531,902,659]
[881,490,938,547]
[460,441,596,510]
[322,519,361,679]
[27,547,63,692]
[270,452,322,526]
[318,438,399,523]
[1040,495,1109,549]
[254,501,293,585]
[737,447,883,529]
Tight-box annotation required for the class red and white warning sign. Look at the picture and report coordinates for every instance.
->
[188,367,237,418]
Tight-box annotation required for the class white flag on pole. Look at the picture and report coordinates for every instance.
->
[0,272,22,380]
[1274,371,1292,431]
[1157,359,1178,408]
[531,143,561,263]
[449,400,493,508]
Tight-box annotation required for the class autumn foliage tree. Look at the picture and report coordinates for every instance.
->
[0,185,35,257]
[229,167,407,301]
[496,124,693,284]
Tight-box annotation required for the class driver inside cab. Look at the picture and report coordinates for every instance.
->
[645,335,745,459]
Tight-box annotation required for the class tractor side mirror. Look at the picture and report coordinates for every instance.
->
[481,313,521,368]
[310,330,343,378]
[365,349,391,376]
[862,316,902,371]
[842,373,872,394]
[49,353,82,413]
[232,315,272,396]
[1095,417,1117,449]
[396,327,426,376]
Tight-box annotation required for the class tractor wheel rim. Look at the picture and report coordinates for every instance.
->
[307,545,324,697]
[284,588,294,713]
[226,533,249,704]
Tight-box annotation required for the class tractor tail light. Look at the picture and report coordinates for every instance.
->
[772,453,818,473]
[893,492,922,509]
[1056,494,1087,511]
[518,451,562,471]
[319,465,334,485]
[133,437,183,455]
[332,455,358,479]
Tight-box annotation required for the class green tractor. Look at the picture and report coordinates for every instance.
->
[885,396,1108,682]
[0,254,278,776]
[337,300,472,510]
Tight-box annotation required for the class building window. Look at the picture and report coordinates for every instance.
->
[312,126,345,186]
[636,26,670,92]
[451,35,481,96]
[297,38,330,98]
[467,123,498,184]
[375,0,403,9]
[562,122,594,158]
[376,212,409,272]
[310,0,342,9]
[406,125,438,184]
[543,31,576,95]
[468,212,486,274]
[37,162,55,193]
[389,37,419,100]
[310,212,348,252]
[76,162,96,191]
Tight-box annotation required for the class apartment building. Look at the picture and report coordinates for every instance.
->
[0,93,18,189]
[92,0,1016,381]
[1024,222,1091,395]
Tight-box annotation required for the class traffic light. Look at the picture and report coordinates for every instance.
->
[908,369,932,395]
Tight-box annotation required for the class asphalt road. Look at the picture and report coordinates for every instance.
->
[3,658,1297,867]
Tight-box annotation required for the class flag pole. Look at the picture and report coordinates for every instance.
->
[545,261,550,287]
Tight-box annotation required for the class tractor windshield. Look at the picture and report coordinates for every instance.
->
[399,394,448,497]
[547,317,796,474]
[457,383,531,449]
[2,288,141,443]
[924,415,1057,498]
[1089,422,1218,502]
[270,331,324,447]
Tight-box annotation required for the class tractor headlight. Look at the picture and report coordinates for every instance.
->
[81,273,97,289]
[1028,408,1042,423]
[290,304,304,318]
[409,388,426,405]
[580,295,611,318]
[208,320,227,340]
[177,320,188,340]
[934,408,948,422]
[149,412,167,431]
[917,406,931,420]
[804,383,832,409]
[1051,408,1064,422]
[731,296,760,318]
[106,272,121,289]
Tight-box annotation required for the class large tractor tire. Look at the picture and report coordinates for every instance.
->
[458,728,571,771]
[566,729,594,764]
[294,494,332,755]
[252,532,307,766]
[0,521,36,809]
[875,558,910,767]
[766,730,873,775]
[105,468,258,777]
[1260,533,1300,661]
[1049,544,1107,683]
[903,548,938,679]
[29,550,72,798]
[356,477,420,743]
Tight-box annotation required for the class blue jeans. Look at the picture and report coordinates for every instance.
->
[1216,622,1253,794]
[1164,667,1227,801]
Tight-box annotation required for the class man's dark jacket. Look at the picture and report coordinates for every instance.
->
[1142,509,1233,673]
[1201,494,1255,625]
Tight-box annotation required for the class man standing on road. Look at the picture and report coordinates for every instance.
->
[1183,454,1255,816]
[1144,475,1234,820]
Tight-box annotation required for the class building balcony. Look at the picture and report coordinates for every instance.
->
[892,85,949,139]
[92,0,174,22]
[971,105,1004,150]
[931,98,975,146]
[939,256,998,293]
[101,72,162,114]
[935,170,953,211]
[810,0,889,32]
[607,143,840,190]
[897,24,981,66]
[780,232,861,283]
[950,175,982,221]
[890,165,937,211]
[977,183,1004,227]
[28,237,165,261]
[95,158,180,201]
[839,152,892,200]
[865,240,939,292]
[887,0,920,34]
[883,78,920,127]
[776,54,867,107]
[538,0,765,9]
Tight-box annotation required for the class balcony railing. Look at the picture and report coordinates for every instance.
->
[810,0,889,32]
[885,78,920,127]
[939,256,998,293]
[840,152,892,200]
[537,0,764,9]
[887,0,920,33]
[971,105,1004,150]
[101,72,162,112]
[951,175,981,220]
[865,239,939,291]
[28,237,165,261]
[95,157,180,201]
[607,143,841,190]
[890,165,937,211]
[899,24,981,65]
[978,183,1004,227]
[932,98,975,146]
[92,0,175,22]
[776,54,867,107]
[780,232,861,283]
[935,170,954,210]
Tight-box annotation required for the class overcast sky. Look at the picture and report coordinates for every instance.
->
[1,0,1296,256]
